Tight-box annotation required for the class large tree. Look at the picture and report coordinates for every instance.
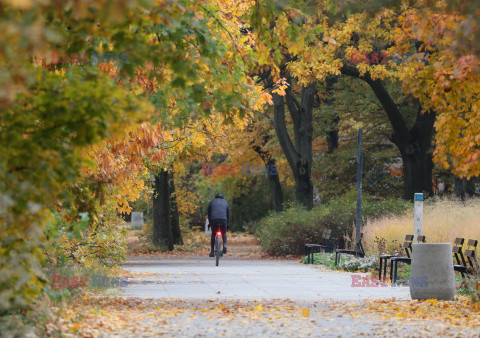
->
[340,66,436,198]
[268,0,480,181]
[271,81,316,209]
[151,166,183,250]
[246,1,442,199]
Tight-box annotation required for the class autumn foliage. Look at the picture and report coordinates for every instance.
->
[2,0,480,319]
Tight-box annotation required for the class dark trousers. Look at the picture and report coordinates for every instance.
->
[210,220,227,252]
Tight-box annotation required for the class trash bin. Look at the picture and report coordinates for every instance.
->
[410,243,455,301]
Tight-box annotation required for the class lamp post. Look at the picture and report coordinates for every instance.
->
[355,129,363,251]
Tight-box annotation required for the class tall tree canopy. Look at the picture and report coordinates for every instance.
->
[0,0,264,311]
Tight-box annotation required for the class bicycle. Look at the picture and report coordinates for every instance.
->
[214,230,223,266]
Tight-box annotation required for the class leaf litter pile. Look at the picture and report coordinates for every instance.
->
[47,294,480,336]
[47,232,480,336]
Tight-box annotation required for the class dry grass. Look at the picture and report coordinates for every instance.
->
[363,197,480,255]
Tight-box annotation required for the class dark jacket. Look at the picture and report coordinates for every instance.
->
[208,196,230,225]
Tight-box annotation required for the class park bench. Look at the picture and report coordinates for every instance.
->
[305,229,334,264]
[334,233,364,266]
[390,235,426,284]
[452,238,466,278]
[379,235,413,281]
[454,239,478,277]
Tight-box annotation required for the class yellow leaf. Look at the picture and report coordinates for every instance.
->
[302,308,310,316]
[255,305,263,311]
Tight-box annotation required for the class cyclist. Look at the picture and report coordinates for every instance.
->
[207,193,229,257]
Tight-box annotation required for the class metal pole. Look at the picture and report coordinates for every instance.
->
[355,128,363,252]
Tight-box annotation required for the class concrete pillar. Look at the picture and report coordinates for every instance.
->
[410,243,455,301]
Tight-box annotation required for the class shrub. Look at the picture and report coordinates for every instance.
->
[256,189,410,256]
[299,252,379,272]
[338,255,379,272]
[43,212,127,268]
[300,252,349,269]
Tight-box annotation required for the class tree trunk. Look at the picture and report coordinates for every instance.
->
[401,150,433,200]
[152,169,174,250]
[294,159,313,209]
[252,136,284,212]
[266,159,283,212]
[169,170,183,245]
[326,129,339,153]
[454,176,476,199]
[325,76,339,153]
[272,82,315,210]
[400,108,435,199]
[340,65,436,200]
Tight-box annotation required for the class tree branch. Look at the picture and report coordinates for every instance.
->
[272,92,299,173]
[340,64,409,149]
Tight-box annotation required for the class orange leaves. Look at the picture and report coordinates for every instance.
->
[387,6,480,178]
[303,52,313,63]
[81,122,168,212]
[432,84,480,177]
[128,123,168,160]
[257,91,273,106]
[455,55,478,80]
[53,292,480,337]
[331,296,480,330]
[272,78,289,96]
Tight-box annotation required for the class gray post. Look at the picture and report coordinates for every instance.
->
[355,129,363,251]
[414,193,423,240]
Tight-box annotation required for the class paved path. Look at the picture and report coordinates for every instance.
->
[121,257,410,301]
[110,258,479,337]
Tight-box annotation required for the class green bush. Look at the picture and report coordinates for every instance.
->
[256,189,410,256]
[300,252,379,272]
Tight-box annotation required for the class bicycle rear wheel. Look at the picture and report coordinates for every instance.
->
[215,235,221,266]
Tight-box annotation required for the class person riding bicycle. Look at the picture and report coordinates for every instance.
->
[207,193,229,257]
